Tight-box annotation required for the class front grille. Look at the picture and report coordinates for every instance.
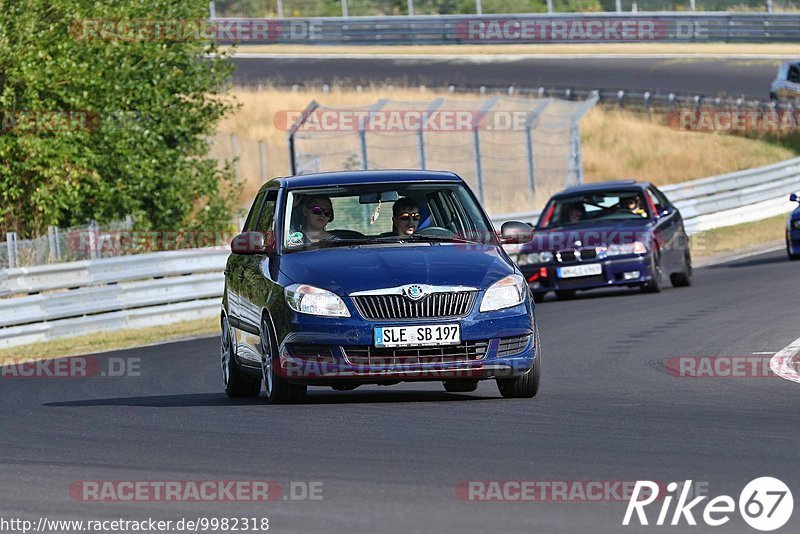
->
[343,340,489,366]
[352,292,476,320]
[557,247,598,263]
[497,335,532,357]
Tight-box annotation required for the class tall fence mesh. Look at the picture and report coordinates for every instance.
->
[289,95,596,215]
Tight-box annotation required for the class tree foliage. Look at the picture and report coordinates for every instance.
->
[0,0,238,237]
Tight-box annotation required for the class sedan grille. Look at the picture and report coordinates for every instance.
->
[343,340,489,366]
[352,292,477,321]
[557,248,598,263]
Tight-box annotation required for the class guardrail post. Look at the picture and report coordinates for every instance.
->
[342,0,348,17]
[209,1,216,18]
[6,232,18,269]
[259,140,268,183]
[766,0,773,12]
[617,90,625,108]
[546,0,553,14]
[690,0,696,11]
[644,91,651,117]
[476,0,482,15]
[407,0,414,16]
[615,0,621,12]
[277,0,284,17]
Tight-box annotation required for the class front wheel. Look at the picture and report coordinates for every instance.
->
[497,326,541,399]
[670,248,693,287]
[221,316,261,398]
[641,252,663,293]
[261,317,307,404]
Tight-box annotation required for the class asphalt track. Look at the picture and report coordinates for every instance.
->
[231,56,780,99]
[2,249,799,533]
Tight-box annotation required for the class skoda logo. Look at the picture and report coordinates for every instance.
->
[404,284,426,301]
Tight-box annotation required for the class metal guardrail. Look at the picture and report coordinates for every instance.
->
[2,157,799,349]
[215,13,800,44]
[489,156,800,233]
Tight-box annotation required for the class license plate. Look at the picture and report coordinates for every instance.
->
[374,324,461,348]
[557,263,602,278]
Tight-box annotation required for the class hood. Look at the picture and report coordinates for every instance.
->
[279,244,514,295]
[522,220,655,252]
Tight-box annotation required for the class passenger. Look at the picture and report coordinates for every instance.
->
[391,197,421,236]
[567,204,584,223]
[621,196,646,217]
[299,196,335,243]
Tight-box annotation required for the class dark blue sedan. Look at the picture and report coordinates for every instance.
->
[221,170,540,403]
[788,193,800,260]
[513,181,692,302]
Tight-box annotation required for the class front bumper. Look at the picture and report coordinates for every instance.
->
[788,228,800,254]
[274,304,536,384]
[520,254,653,293]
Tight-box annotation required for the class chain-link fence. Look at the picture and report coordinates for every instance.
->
[286,95,596,214]
[1,218,136,270]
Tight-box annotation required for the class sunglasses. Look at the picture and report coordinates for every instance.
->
[311,206,333,218]
[398,212,421,221]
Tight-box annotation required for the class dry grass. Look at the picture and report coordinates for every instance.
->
[228,43,799,56]
[691,213,786,258]
[215,86,797,203]
[0,317,218,363]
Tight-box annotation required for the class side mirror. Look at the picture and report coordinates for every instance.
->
[500,221,533,244]
[790,193,799,202]
[231,231,275,255]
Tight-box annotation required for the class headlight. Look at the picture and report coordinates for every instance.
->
[516,251,553,265]
[605,241,648,256]
[480,274,527,312]
[793,220,800,229]
[285,284,350,318]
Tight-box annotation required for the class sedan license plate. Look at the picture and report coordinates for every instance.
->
[374,324,461,348]
[557,263,602,278]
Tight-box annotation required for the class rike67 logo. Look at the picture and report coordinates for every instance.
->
[623,478,793,531]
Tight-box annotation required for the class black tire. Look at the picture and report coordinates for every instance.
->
[221,316,261,398]
[532,292,546,303]
[260,316,307,404]
[641,252,663,293]
[443,380,479,393]
[496,325,541,399]
[789,250,800,261]
[555,289,576,300]
[670,248,693,287]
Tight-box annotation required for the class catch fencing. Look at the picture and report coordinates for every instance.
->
[287,95,597,214]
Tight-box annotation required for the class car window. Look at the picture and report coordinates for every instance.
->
[789,65,800,84]
[281,183,495,251]
[243,191,265,232]
[254,189,278,233]
[538,189,649,229]
[646,188,663,214]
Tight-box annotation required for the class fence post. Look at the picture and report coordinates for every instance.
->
[567,96,599,186]
[209,0,216,18]
[766,0,773,12]
[359,99,388,171]
[6,232,17,269]
[342,0,348,17]
[471,96,499,205]
[230,134,240,182]
[546,0,553,13]
[615,0,621,12]
[690,0,696,11]
[524,99,551,202]
[286,100,320,175]
[476,0,482,15]
[277,0,284,17]
[88,221,100,260]
[259,140,268,183]
[47,226,59,262]
[408,0,414,16]
[417,98,443,170]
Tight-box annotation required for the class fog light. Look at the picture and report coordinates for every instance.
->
[623,271,640,280]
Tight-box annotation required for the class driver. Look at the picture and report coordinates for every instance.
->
[621,196,646,217]
[384,197,420,236]
[298,195,335,243]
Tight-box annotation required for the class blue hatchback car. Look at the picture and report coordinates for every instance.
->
[221,170,541,403]
[513,181,692,301]
[788,193,800,260]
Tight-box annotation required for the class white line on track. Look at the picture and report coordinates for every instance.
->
[697,245,785,268]
[752,351,776,355]
[770,336,800,385]
[228,53,794,61]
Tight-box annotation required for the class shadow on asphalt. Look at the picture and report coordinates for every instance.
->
[43,390,496,407]
[708,254,789,270]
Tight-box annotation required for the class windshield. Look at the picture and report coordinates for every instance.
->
[537,189,650,229]
[282,182,497,251]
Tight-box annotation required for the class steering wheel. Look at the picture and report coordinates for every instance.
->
[417,226,456,237]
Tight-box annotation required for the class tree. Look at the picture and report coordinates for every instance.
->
[0,0,238,238]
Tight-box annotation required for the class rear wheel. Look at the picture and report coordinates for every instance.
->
[641,252,663,293]
[221,316,261,398]
[670,248,693,287]
[497,325,541,399]
[261,316,307,404]
[789,239,800,261]
[443,380,478,393]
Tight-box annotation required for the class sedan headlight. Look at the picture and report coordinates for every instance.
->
[480,274,527,312]
[792,220,800,229]
[516,251,553,265]
[285,284,350,318]
[605,241,648,256]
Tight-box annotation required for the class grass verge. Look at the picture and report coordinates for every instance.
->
[228,43,798,56]
[691,213,787,258]
[0,317,218,363]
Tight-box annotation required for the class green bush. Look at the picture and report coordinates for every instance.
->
[0,0,238,238]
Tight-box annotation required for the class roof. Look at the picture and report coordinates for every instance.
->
[554,180,649,197]
[269,169,463,190]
